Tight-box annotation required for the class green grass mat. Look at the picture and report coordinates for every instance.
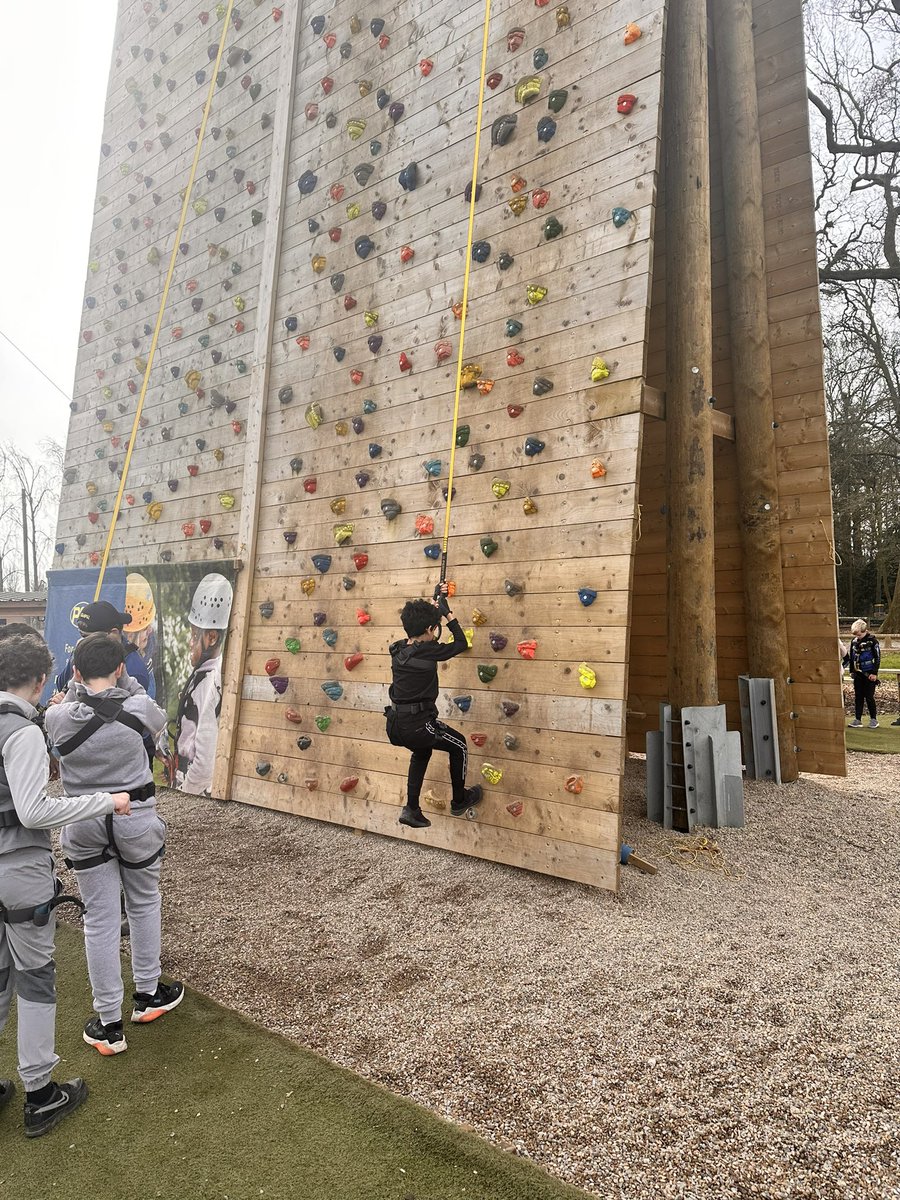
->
[845,716,900,754]
[0,927,585,1200]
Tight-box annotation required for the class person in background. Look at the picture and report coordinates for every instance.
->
[175,574,233,796]
[0,633,130,1136]
[844,618,881,729]
[51,601,152,701]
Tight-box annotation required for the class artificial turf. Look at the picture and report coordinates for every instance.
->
[845,715,900,754]
[0,927,586,1200]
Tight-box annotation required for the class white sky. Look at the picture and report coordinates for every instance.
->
[0,5,117,461]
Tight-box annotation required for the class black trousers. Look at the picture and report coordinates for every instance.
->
[853,673,877,720]
[388,713,468,808]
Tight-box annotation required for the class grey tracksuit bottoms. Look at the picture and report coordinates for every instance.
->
[0,849,59,1091]
[61,808,166,1025]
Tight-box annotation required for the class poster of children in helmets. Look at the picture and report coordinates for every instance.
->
[44,562,235,797]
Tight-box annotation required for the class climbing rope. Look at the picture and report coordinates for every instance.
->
[660,835,742,878]
[93,0,237,599]
[438,0,494,586]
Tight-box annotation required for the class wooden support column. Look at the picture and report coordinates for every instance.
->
[711,0,799,781]
[663,0,717,709]
[211,2,302,800]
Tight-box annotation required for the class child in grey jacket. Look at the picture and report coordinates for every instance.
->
[0,631,130,1137]
[44,634,184,1057]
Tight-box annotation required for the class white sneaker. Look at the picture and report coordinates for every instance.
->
[848,719,862,727]
[869,719,879,729]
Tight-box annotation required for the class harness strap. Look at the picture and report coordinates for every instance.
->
[65,809,164,873]
[0,809,22,829]
[386,701,431,715]
[55,695,147,758]
[0,892,86,928]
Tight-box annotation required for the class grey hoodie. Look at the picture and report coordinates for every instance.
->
[45,683,168,799]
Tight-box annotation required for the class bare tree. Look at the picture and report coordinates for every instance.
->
[0,444,61,592]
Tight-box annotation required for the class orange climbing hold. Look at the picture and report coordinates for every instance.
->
[591,459,607,479]
[344,653,364,671]
[624,21,642,43]
[517,640,537,660]
[415,514,435,537]
[565,775,584,795]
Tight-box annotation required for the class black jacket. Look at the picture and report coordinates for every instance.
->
[388,618,468,709]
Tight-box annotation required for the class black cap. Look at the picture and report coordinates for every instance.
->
[76,600,132,633]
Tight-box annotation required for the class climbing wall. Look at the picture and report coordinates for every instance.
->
[222,0,666,890]
[628,0,845,776]
[56,2,286,568]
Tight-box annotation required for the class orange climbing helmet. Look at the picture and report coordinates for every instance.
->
[125,572,157,632]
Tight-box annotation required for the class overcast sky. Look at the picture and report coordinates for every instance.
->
[0,6,117,461]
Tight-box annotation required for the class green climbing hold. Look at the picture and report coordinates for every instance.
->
[285,637,301,654]
[543,216,563,240]
[477,664,498,684]
[315,715,331,732]
[456,425,470,447]
[480,536,499,557]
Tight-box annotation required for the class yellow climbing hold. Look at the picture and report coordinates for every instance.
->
[147,501,163,522]
[481,764,503,785]
[233,296,246,313]
[526,284,548,306]
[301,577,316,596]
[363,310,379,327]
[460,363,482,388]
[472,608,487,626]
[218,492,235,510]
[102,420,114,434]
[192,198,208,215]
[213,448,225,463]
[305,403,323,429]
[464,628,474,648]
[330,497,347,515]
[514,76,542,105]
[491,480,511,499]
[135,357,147,374]
[312,255,326,274]
[578,663,597,690]
[346,202,361,220]
[89,260,100,274]
[185,369,202,391]
[333,523,353,546]
[591,356,610,382]
[507,195,528,216]
[86,481,98,496]
[147,246,160,266]
[523,496,538,515]
[347,118,366,140]
[335,420,349,436]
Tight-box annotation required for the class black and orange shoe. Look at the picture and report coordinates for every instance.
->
[131,980,184,1024]
[83,1017,127,1056]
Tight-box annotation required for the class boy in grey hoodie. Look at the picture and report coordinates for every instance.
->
[44,634,184,1057]
[0,632,131,1137]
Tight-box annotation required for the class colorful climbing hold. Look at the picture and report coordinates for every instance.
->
[591,357,611,383]
[491,114,517,146]
[333,523,353,546]
[491,480,511,499]
[481,763,503,785]
[507,27,525,51]
[517,640,537,660]
[526,284,548,306]
[315,715,331,732]
[578,663,597,689]
[368,443,382,459]
[506,800,524,818]
[612,207,633,228]
[508,195,528,217]
[507,405,524,419]
[423,544,441,560]
[283,531,298,546]
[400,245,415,264]
[312,553,332,573]
[524,437,545,457]
[470,733,487,748]
[533,48,549,69]
[301,578,316,596]
[565,775,584,795]
[270,677,289,695]
[285,637,301,655]
[578,587,598,607]
[453,695,473,713]
[357,609,371,625]
[398,352,412,373]
[480,536,498,558]
[344,653,364,671]
[507,350,525,368]
[478,664,498,683]
[555,5,570,29]
[515,77,542,105]
[322,628,338,647]
[591,459,607,479]
[306,403,323,429]
[264,658,281,676]
[303,477,318,495]
[414,514,435,537]
[321,681,343,701]
[340,777,359,793]
[536,116,557,142]
[523,497,538,515]
[352,553,368,571]
[506,319,523,337]
[489,633,508,652]
[618,93,637,114]
[624,22,642,44]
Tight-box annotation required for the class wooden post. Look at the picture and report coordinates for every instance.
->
[211,2,302,800]
[711,0,799,781]
[664,0,717,709]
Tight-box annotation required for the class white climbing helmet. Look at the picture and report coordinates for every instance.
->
[188,572,233,630]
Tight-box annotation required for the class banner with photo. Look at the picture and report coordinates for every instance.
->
[44,562,236,797]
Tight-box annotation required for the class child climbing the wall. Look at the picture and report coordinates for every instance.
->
[0,632,131,1136]
[44,634,183,1057]
[385,584,483,828]
[174,572,233,796]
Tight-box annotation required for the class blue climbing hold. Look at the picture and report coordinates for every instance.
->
[578,587,598,607]
[321,681,343,701]
[323,628,338,647]
[369,443,382,459]
[423,543,441,559]
[453,695,473,713]
[524,436,545,457]
[312,553,332,573]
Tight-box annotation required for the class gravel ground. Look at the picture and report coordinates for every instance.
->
[65,754,899,1200]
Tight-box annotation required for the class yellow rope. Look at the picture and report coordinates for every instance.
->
[439,0,493,570]
[660,835,742,878]
[94,0,236,599]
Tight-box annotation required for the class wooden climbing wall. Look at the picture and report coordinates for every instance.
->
[55,0,842,892]
[628,0,845,776]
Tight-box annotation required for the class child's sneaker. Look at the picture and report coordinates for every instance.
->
[0,1079,14,1113]
[869,719,879,729]
[131,980,184,1024]
[24,1079,88,1138]
[399,805,431,828]
[83,1017,127,1055]
[451,785,483,816]
[848,719,862,727]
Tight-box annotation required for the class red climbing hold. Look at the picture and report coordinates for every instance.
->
[322,77,334,94]
[470,733,488,747]
[303,477,317,494]
[400,245,415,264]
[344,294,357,311]
[199,518,212,534]
[399,352,412,372]
[414,514,435,537]
[419,58,434,76]
[344,653,364,671]
[517,640,537,660]
[507,404,524,418]
[340,776,359,793]
[297,335,310,350]
[181,522,195,538]
[284,708,304,724]
[357,609,371,625]
[350,369,364,385]
[352,553,368,571]
[435,339,452,363]
[507,350,524,367]
[617,93,637,114]
[265,658,281,676]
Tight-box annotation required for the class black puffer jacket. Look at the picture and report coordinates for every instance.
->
[388,618,468,709]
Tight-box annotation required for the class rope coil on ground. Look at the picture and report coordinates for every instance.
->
[660,835,742,878]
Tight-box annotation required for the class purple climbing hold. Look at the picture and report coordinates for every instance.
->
[270,676,289,694]
[313,612,327,626]
[355,471,370,488]
[501,700,520,718]
[367,334,383,354]
[351,416,364,434]
[372,200,387,220]
[489,633,508,652]
[283,531,297,545]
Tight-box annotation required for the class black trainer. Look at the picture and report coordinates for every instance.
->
[83,1016,128,1056]
[399,805,431,828]
[0,1079,14,1113]
[131,979,185,1024]
[451,785,483,816]
[24,1079,88,1138]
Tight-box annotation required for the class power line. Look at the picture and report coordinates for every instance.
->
[0,325,72,404]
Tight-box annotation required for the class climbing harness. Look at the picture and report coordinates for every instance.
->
[53,693,148,758]
[1,879,86,928]
[437,0,494,591]
[92,0,237,600]
[64,811,164,874]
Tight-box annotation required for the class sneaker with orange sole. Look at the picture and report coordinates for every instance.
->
[131,980,184,1024]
